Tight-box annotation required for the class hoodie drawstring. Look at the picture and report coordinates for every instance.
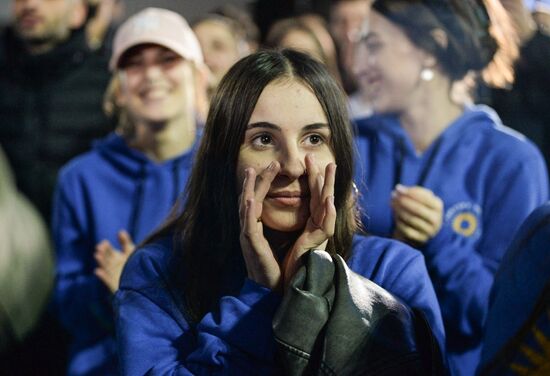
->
[128,165,146,240]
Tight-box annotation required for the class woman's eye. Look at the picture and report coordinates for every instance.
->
[365,41,382,53]
[252,134,273,147]
[123,59,142,69]
[160,55,180,64]
[305,134,324,146]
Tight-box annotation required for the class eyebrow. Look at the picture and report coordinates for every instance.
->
[246,122,330,131]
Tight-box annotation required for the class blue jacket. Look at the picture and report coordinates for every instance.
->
[479,201,550,375]
[354,105,549,376]
[115,234,446,375]
[52,132,198,375]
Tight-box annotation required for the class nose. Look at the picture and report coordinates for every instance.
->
[143,63,163,80]
[278,145,306,180]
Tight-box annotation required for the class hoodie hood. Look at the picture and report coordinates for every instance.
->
[94,132,196,177]
[357,105,504,158]
[87,132,198,241]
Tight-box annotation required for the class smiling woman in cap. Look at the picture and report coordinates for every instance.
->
[51,7,204,375]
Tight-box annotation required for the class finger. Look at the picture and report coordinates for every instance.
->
[322,195,336,237]
[321,163,336,202]
[305,154,321,207]
[94,268,109,284]
[95,239,111,254]
[254,161,280,202]
[239,168,255,226]
[393,205,435,236]
[94,250,106,266]
[392,195,441,227]
[311,163,336,227]
[395,185,443,211]
[243,167,256,201]
[394,219,429,244]
[118,230,135,255]
[243,198,262,240]
[94,268,117,294]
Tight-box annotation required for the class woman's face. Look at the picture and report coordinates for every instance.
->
[118,44,195,124]
[278,29,324,63]
[236,79,336,232]
[353,10,428,114]
[193,20,241,86]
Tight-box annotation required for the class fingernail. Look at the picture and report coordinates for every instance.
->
[395,184,408,193]
[267,161,275,170]
[391,190,397,198]
[330,195,335,204]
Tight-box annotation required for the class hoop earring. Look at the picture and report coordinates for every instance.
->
[420,68,434,82]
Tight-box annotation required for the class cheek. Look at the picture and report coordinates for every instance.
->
[314,149,337,172]
[236,152,272,187]
[121,76,141,97]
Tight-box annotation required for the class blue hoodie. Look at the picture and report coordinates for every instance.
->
[52,132,198,375]
[354,105,549,376]
[114,234,446,375]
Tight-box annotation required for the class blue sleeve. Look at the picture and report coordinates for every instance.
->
[349,238,446,354]
[423,155,548,342]
[383,251,447,354]
[115,275,281,375]
[51,176,114,340]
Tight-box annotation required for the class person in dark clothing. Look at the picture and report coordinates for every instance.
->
[482,0,550,173]
[0,1,114,374]
[0,0,115,222]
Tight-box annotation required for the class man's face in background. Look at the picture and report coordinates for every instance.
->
[12,0,84,50]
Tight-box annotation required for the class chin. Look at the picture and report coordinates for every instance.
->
[137,111,174,125]
[262,211,308,233]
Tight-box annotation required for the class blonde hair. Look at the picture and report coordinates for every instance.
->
[102,74,132,139]
[481,0,519,88]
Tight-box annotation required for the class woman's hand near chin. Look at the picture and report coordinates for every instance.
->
[282,154,337,289]
[239,162,283,291]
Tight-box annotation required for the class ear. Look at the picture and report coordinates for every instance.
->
[69,0,88,30]
[421,28,447,69]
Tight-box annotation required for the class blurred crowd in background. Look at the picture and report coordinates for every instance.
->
[0,0,549,375]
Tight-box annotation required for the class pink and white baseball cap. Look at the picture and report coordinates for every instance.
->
[109,7,203,71]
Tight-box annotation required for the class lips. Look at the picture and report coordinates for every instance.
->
[266,191,309,208]
[17,15,42,30]
[140,87,171,102]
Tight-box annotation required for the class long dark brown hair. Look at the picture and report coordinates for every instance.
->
[152,49,358,322]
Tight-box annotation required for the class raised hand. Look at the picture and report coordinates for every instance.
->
[239,162,283,291]
[391,184,443,247]
[282,154,337,287]
[94,230,136,293]
[499,0,537,44]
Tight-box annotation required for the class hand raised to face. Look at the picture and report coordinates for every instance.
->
[239,161,282,291]
[282,154,336,288]
[238,154,337,292]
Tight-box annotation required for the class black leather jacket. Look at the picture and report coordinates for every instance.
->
[273,250,447,375]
